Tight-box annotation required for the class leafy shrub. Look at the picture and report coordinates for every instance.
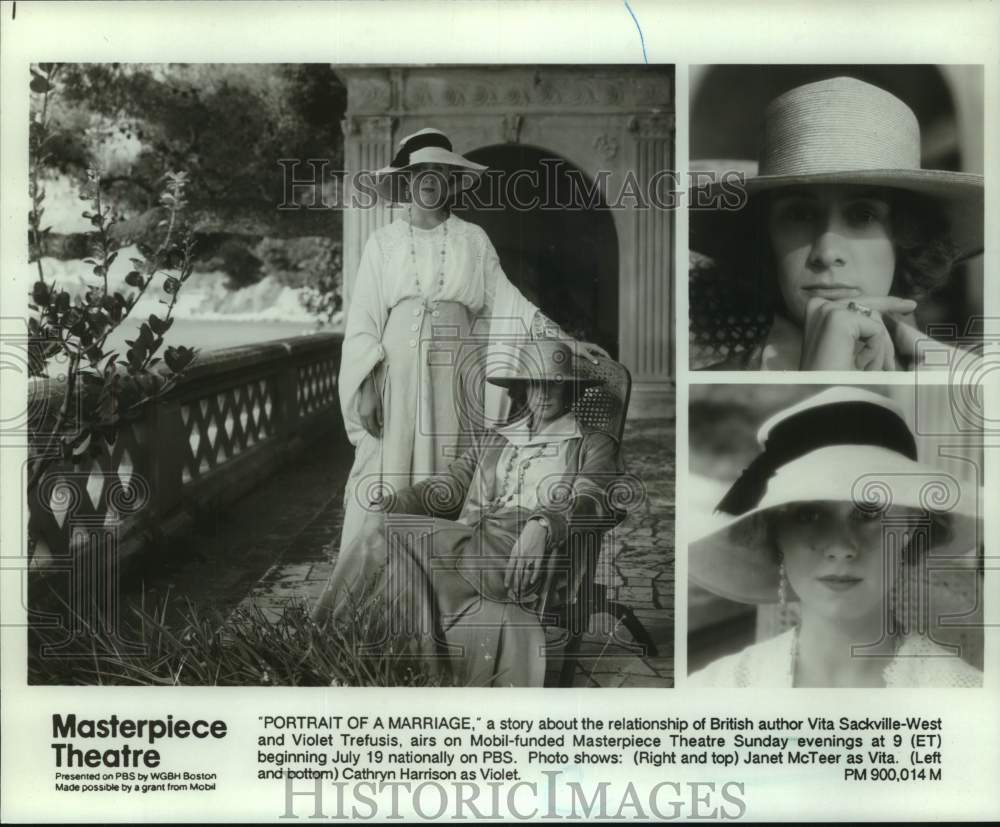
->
[28,64,197,509]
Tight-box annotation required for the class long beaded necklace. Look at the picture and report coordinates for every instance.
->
[407,206,448,309]
[486,442,549,513]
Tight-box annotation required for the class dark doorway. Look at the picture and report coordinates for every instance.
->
[455,144,619,357]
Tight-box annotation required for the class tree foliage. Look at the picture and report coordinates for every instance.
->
[47,63,347,235]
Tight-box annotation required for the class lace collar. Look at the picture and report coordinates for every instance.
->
[495,411,582,447]
[768,628,981,688]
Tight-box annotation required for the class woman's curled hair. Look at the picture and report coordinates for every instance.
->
[889,190,959,300]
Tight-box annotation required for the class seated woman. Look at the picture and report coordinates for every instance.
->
[312,340,623,686]
[687,386,983,688]
[690,75,983,371]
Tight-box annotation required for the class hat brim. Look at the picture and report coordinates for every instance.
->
[487,376,604,389]
[374,148,487,203]
[690,165,984,262]
[688,445,982,605]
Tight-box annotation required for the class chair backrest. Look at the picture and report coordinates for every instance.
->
[556,355,631,606]
[571,355,631,443]
[494,352,631,442]
[689,255,772,370]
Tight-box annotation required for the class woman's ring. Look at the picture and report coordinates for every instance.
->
[847,301,874,318]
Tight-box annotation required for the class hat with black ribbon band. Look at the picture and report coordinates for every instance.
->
[716,401,918,516]
[390,131,454,168]
[374,128,487,202]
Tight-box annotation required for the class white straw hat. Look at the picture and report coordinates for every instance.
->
[374,128,487,203]
[691,76,984,260]
[689,387,981,605]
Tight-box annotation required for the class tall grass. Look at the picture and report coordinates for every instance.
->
[28,588,444,687]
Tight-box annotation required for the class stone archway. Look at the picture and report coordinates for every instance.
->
[455,144,619,357]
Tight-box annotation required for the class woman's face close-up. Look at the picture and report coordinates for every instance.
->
[525,381,571,425]
[408,163,453,210]
[767,185,897,326]
[773,500,903,622]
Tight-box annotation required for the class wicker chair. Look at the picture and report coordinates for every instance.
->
[539,353,659,686]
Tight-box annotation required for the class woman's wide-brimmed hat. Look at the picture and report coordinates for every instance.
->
[374,128,487,203]
[690,76,984,260]
[486,340,604,389]
[689,386,981,605]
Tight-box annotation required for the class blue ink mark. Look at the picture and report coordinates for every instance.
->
[623,0,648,64]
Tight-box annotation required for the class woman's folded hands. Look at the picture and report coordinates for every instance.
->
[504,518,550,602]
[799,295,918,371]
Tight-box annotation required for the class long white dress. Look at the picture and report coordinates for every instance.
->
[337,214,541,553]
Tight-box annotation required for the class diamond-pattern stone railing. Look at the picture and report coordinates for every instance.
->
[28,333,343,576]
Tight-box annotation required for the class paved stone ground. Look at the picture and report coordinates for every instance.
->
[240,414,675,688]
[120,431,356,624]
[128,413,675,688]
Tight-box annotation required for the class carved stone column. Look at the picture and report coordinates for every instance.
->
[341,115,395,307]
[623,114,675,416]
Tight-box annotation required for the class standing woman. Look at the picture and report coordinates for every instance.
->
[690,76,984,371]
[687,387,983,687]
[338,128,603,553]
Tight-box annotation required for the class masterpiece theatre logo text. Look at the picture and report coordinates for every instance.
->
[50,714,228,768]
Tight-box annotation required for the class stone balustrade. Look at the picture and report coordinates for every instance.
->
[28,333,343,573]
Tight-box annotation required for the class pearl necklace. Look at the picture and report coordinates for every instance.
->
[407,207,448,309]
[487,443,548,513]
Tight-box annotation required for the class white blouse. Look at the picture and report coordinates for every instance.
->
[486,412,584,513]
[353,214,509,323]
